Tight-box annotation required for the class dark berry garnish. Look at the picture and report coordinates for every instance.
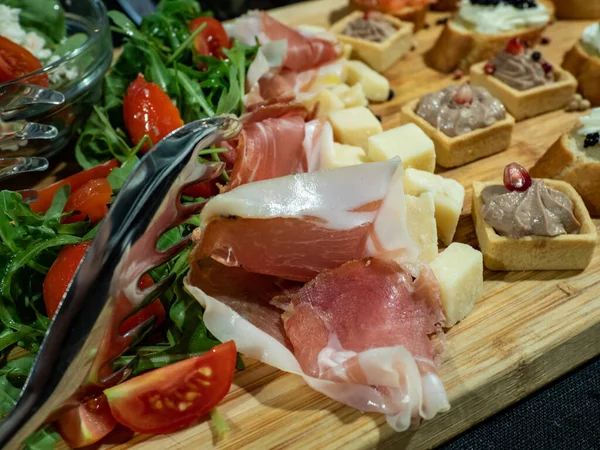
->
[505,38,525,55]
[387,89,395,101]
[436,17,449,25]
[484,62,496,75]
[541,61,553,74]
[504,163,532,192]
[453,83,473,105]
[471,0,536,8]
[541,36,551,45]
[531,51,541,62]
[453,69,464,80]
[584,132,600,148]
[424,23,430,29]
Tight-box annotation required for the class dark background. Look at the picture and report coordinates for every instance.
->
[103,1,600,448]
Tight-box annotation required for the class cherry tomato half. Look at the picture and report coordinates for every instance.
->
[0,36,48,86]
[182,179,219,199]
[62,178,113,225]
[123,74,183,153]
[54,395,117,448]
[29,160,120,215]
[43,241,166,332]
[189,17,231,60]
[104,341,237,434]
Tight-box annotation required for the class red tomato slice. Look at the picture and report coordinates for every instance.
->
[43,242,89,318]
[43,242,165,332]
[120,274,166,334]
[29,159,120,214]
[123,74,184,153]
[62,178,113,225]
[0,36,48,86]
[182,179,219,199]
[189,17,231,60]
[104,341,237,434]
[54,395,117,448]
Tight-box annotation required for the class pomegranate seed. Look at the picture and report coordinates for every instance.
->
[484,62,496,75]
[453,69,464,80]
[503,163,532,192]
[542,61,553,74]
[505,38,525,55]
[453,83,473,105]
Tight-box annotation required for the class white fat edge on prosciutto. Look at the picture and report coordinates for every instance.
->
[199,158,418,259]
[304,119,335,172]
[224,11,268,45]
[244,40,287,104]
[184,280,450,431]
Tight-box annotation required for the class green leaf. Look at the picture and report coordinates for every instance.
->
[215,66,240,115]
[0,373,20,415]
[175,71,214,117]
[108,11,146,41]
[140,46,172,94]
[23,426,61,450]
[107,156,140,192]
[52,33,87,59]
[44,185,69,220]
[0,0,66,45]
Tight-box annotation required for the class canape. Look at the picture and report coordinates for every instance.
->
[330,11,413,73]
[562,23,600,106]
[425,0,554,73]
[530,108,600,216]
[400,83,515,168]
[472,164,597,271]
[470,38,577,121]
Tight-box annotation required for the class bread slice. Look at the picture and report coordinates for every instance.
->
[530,130,600,217]
[424,0,554,73]
[562,41,600,106]
[348,1,428,31]
[553,0,600,20]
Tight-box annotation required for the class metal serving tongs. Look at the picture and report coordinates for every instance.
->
[0,115,242,450]
[0,83,65,146]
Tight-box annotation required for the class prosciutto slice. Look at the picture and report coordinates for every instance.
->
[226,11,342,72]
[193,159,419,281]
[185,257,449,431]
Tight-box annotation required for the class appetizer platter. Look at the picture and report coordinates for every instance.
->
[0,0,599,449]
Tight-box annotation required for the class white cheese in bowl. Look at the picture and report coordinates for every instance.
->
[0,5,52,61]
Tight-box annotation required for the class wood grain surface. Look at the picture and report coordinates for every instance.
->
[48,2,600,449]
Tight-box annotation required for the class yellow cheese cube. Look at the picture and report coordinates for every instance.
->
[344,60,390,102]
[321,143,369,169]
[367,123,436,172]
[430,243,483,327]
[302,89,345,119]
[405,193,438,264]
[328,106,383,150]
[327,83,368,108]
[403,168,465,246]
[343,44,353,59]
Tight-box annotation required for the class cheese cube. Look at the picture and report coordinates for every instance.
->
[327,83,368,108]
[328,107,383,150]
[344,60,390,102]
[343,44,353,59]
[321,143,369,169]
[404,193,438,263]
[403,168,465,246]
[430,243,483,327]
[302,89,345,119]
[367,123,436,172]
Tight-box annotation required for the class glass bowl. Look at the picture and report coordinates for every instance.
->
[0,0,112,158]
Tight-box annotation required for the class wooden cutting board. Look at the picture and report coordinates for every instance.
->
[69,2,600,449]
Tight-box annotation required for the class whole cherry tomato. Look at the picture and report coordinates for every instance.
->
[189,17,231,60]
[123,74,184,153]
[62,178,113,225]
[0,36,48,86]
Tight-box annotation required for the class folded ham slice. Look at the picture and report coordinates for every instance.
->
[226,11,342,72]
[185,257,449,431]
[193,159,419,281]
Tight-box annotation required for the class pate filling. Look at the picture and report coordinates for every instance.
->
[489,49,553,90]
[481,180,581,239]
[415,84,506,137]
[454,0,550,35]
[341,13,398,43]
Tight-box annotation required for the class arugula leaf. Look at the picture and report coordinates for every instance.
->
[215,66,240,115]
[0,373,21,416]
[23,426,61,450]
[106,156,140,192]
[108,11,147,41]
